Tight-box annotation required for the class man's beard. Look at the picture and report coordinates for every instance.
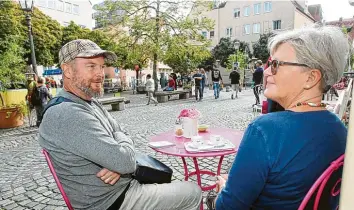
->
[72,76,103,98]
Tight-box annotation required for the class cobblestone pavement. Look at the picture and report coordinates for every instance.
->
[0,88,259,210]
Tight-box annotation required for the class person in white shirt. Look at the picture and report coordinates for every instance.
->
[145,74,158,106]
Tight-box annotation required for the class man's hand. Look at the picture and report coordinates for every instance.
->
[97,168,121,185]
[215,174,228,193]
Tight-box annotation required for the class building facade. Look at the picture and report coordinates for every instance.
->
[34,0,93,29]
[193,1,315,48]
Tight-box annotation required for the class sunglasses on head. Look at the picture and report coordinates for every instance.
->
[270,59,310,75]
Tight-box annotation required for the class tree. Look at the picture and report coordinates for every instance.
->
[0,36,26,106]
[226,51,247,86]
[212,38,250,68]
[95,0,214,90]
[0,1,62,67]
[226,51,247,71]
[164,36,211,73]
[252,32,274,63]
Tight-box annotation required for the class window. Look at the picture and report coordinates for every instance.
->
[47,0,55,9]
[244,6,250,16]
[202,31,207,38]
[226,27,233,37]
[73,4,79,15]
[193,19,199,24]
[273,20,281,30]
[253,23,260,33]
[57,0,64,11]
[65,2,72,13]
[254,3,261,14]
[244,24,251,35]
[36,0,47,7]
[210,31,215,38]
[264,2,272,12]
[234,8,240,18]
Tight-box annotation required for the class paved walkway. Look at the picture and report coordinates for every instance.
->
[0,89,258,210]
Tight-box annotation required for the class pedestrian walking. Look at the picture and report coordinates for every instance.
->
[193,69,204,101]
[211,67,223,99]
[253,60,264,105]
[31,76,52,127]
[145,74,158,106]
[229,67,240,99]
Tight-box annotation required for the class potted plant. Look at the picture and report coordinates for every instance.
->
[0,36,27,128]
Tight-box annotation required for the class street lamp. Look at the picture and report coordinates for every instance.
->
[19,0,38,76]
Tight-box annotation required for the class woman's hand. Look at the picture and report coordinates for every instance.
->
[97,168,121,185]
[215,174,228,193]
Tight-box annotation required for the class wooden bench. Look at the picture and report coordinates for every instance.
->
[98,97,125,111]
[154,90,190,103]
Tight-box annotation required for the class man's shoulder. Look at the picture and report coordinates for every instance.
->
[44,100,90,120]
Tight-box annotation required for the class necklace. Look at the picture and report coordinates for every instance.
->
[290,102,327,109]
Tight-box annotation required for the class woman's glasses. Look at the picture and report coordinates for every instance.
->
[270,60,309,75]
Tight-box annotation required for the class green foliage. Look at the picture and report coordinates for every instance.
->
[0,1,62,66]
[226,51,247,71]
[164,36,211,73]
[95,0,214,90]
[212,38,251,68]
[0,36,26,107]
[61,21,90,45]
[252,33,274,63]
[0,36,26,90]
[30,7,63,66]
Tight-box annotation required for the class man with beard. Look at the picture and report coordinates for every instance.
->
[39,39,201,210]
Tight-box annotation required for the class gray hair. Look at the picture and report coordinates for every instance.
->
[268,25,350,90]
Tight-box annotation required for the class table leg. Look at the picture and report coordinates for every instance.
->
[181,157,189,181]
[217,155,225,176]
[192,157,202,187]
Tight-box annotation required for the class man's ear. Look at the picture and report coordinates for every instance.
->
[61,63,72,79]
[304,69,322,90]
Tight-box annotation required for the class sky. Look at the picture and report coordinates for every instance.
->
[308,0,354,21]
[90,0,354,22]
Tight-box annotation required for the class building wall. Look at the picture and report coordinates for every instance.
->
[34,0,93,29]
[294,9,315,29]
[195,1,315,48]
[197,1,297,47]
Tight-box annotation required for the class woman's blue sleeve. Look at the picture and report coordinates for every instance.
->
[216,123,270,210]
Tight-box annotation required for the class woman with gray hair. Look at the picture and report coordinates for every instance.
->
[214,25,348,209]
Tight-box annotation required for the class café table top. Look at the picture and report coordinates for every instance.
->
[149,127,244,158]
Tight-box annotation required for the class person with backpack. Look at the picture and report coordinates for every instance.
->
[31,76,52,127]
[211,67,223,99]
[229,67,241,99]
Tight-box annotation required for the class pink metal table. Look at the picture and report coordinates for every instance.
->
[149,128,243,191]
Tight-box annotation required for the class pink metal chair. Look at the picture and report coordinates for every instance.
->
[298,154,344,210]
[42,149,74,210]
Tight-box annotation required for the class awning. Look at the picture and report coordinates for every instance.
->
[43,68,62,76]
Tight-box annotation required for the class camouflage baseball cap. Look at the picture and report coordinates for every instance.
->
[59,39,117,65]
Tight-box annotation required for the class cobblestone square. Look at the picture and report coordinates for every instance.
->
[0,89,258,209]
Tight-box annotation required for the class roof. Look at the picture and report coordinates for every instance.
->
[307,4,323,22]
[291,1,316,22]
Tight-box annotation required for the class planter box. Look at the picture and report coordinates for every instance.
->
[0,107,24,129]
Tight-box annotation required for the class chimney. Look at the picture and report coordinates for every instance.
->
[340,17,343,22]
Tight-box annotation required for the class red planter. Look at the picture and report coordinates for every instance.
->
[0,107,24,129]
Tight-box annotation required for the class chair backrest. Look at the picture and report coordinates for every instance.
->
[337,79,353,121]
[42,149,74,210]
[298,154,344,210]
